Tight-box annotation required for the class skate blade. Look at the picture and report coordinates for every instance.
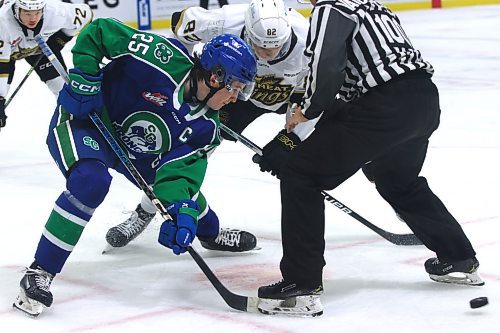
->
[102,243,116,254]
[12,289,45,317]
[257,295,323,317]
[202,245,262,253]
[429,272,485,286]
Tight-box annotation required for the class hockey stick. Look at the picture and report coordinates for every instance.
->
[35,35,259,313]
[5,54,44,108]
[219,123,422,246]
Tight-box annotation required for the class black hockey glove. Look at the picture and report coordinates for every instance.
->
[252,129,300,178]
[0,97,6,128]
[47,30,73,52]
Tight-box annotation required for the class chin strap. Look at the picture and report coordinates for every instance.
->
[189,75,226,105]
[202,86,223,105]
[276,37,292,59]
[188,76,200,103]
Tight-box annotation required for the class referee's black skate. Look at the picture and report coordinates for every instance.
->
[257,279,324,317]
[199,228,257,252]
[13,261,54,317]
[425,257,484,286]
[105,204,156,248]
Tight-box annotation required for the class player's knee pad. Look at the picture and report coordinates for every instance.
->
[196,206,220,239]
[66,159,112,208]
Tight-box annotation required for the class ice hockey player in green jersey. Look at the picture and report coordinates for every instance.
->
[13,18,258,317]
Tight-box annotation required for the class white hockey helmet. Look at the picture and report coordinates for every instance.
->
[15,0,46,19]
[14,0,47,21]
[244,0,292,49]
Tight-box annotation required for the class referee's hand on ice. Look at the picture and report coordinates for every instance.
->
[286,104,308,133]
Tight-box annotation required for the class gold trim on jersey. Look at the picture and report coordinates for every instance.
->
[11,46,40,61]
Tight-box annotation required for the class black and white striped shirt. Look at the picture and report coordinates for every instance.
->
[302,0,434,119]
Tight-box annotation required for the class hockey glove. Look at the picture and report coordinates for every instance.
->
[47,30,73,52]
[0,97,6,128]
[252,129,301,178]
[58,68,103,119]
[158,200,199,255]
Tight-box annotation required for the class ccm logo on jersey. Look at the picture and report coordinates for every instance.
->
[142,92,168,106]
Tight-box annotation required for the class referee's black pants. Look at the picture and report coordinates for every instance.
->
[279,75,477,287]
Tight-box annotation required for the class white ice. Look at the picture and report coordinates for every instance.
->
[1,5,499,333]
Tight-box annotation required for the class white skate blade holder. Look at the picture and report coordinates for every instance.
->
[257,295,323,317]
[12,289,45,317]
[429,271,485,286]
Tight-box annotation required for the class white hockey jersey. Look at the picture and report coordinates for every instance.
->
[173,4,310,112]
[0,0,92,97]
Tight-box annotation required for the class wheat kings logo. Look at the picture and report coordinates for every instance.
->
[113,112,171,154]
[154,43,174,64]
[252,75,293,106]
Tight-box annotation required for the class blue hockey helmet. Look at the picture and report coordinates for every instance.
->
[200,34,257,100]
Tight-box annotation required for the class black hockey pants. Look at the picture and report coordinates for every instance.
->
[279,74,477,287]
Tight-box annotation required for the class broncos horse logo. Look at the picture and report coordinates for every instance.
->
[115,111,171,154]
[126,124,158,152]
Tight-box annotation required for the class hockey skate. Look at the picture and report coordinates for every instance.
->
[13,262,54,317]
[257,280,324,317]
[425,257,484,286]
[199,228,257,252]
[105,204,156,248]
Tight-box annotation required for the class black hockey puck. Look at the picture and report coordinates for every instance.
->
[469,297,489,309]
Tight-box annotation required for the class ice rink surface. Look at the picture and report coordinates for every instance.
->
[1,5,499,333]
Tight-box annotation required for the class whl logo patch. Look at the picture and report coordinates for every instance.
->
[154,43,173,64]
[10,37,22,47]
[83,136,99,150]
[142,92,168,106]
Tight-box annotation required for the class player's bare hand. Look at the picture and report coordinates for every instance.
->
[286,104,308,133]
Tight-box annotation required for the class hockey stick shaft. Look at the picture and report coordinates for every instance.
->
[5,55,44,108]
[220,123,422,246]
[33,35,169,216]
[35,35,257,313]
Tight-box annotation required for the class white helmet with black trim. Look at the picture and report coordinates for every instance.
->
[14,0,46,20]
[244,0,291,49]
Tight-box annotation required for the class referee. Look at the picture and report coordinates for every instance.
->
[256,0,483,312]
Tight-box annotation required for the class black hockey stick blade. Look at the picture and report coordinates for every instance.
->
[321,192,422,245]
[220,123,422,246]
[187,246,260,312]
